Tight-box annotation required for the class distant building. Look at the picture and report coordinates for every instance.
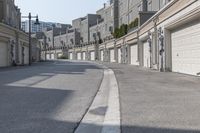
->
[117,0,172,26]
[72,14,101,44]
[40,0,172,61]
[89,2,115,42]
[21,20,71,33]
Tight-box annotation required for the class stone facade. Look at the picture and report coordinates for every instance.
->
[0,0,29,67]
[66,28,80,46]
[0,23,29,67]
[0,0,21,29]
[117,0,171,26]
[40,0,173,61]
[54,33,67,49]
[95,2,114,40]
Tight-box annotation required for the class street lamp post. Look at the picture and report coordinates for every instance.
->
[22,13,40,65]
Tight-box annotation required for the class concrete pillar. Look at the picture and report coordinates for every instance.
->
[164,29,172,72]
[138,40,143,66]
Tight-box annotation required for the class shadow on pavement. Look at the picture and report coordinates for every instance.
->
[0,60,104,133]
[0,60,103,85]
[0,86,74,133]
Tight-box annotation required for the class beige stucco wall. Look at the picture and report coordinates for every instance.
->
[0,23,29,67]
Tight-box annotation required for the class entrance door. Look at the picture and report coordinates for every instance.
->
[130,44,138,65]
[90,51,95,61]
[110,49,115,62]
[77,52,81,60]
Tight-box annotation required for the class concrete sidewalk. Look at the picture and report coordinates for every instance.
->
[103,63,200,133]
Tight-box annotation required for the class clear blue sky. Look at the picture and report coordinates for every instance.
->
[15,0,107,24]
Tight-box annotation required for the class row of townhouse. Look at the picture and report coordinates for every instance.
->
[40,0,162,60]
[67,0,167,60]
[68,0,200,76]
[0,0,29,67]
[36,25,73,60]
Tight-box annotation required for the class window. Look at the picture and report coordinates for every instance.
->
[105,24,108,31]
[120,17,123,26]
[148,1,152,11]
[48,37,51,42]
[128,10,133,24]
[138,4,142,12]
[111,8,113,17]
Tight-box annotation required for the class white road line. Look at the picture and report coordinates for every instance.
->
[74,68,121,133]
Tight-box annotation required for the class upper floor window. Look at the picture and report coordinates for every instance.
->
[48,38,51,42]
[148,0,152,11]
[138,4,142,12]
[105,24,108,31]
[120,17,123,26]
[111,8,113,17]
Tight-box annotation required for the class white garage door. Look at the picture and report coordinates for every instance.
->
[51,53,55,59]
[58,53,63,58]
[90,51,95,61]
[143,41,150,68]
[100,50,104,61]
[171,21,200,76]
[130,44,138,65]
[77,52,81,60]
[117,48,121,63]
[82,52,86,60]
[110,49,115,62]
[0,42,8,67]
[46,54,50,60]
[69,53,73,60]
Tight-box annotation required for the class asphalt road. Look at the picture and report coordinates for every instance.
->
[0,60,103,133]
[2,60,200,133]
[103,63,200,133]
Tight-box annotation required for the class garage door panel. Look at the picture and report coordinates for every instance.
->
[90,51,95,61]
[110,49,115,62]
[143,41,150,68]
[69,53,73,60]
[82,52,86,60]
[130,44,138,65]
[77,52,81,60]
[172,21,200,75]
[100,50,104,61]
[46,54,50,60]
[51,54,55,59]
[118,48,121,63]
